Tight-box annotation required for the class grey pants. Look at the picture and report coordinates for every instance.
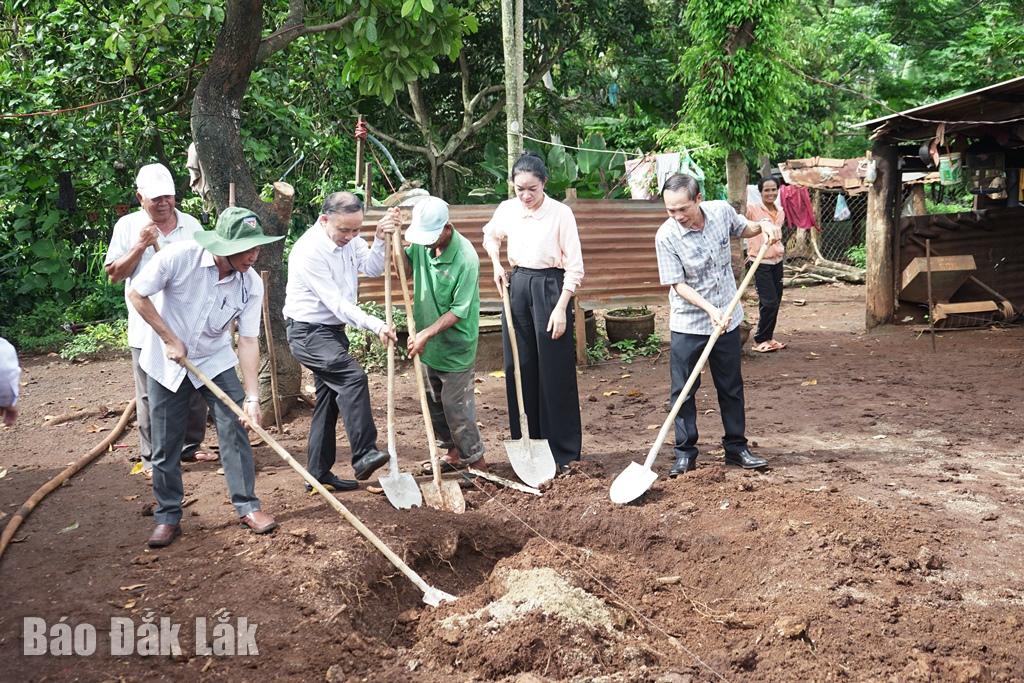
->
[148,370,260,526]
[423,364,484,464]
[131,347,207,467]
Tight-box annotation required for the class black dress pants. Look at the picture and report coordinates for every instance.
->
[502,267,582,467]
[286,320,377,479]
[753,261,784,344]
[669,327,748,461]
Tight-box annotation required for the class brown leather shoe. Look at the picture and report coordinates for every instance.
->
[147,524,181,548]
[240,510,278,534]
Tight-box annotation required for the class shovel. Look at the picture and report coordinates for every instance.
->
[500,284,557,488]
[391,227,466,513]
[610,240,771,505]
[178,357,455,606]
[377,231,423,510]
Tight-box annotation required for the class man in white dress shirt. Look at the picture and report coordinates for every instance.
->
[283,192,397,491]
[129,207,283,548]
[105,163,211,474]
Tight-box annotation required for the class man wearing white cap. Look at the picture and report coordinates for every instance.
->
[398,197,485,472]
[105,163,212,476]
[284,192,398,491]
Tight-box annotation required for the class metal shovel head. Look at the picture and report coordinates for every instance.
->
[422,586,457,607]
[421,477,466,514]
[609,461,659,505]
[504,437,557,488]
[379,468,423,510]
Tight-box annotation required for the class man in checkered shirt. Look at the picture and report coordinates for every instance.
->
[655,173,782,477]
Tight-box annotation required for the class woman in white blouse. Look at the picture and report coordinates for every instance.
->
[483,152,585,470]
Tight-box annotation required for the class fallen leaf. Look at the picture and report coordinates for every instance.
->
[120,583,146,591]
[872,434,888,440]
[626,390,642,397]
[800,378,818,386]
[123,495,139,501]
[58,521,79,534]
[85,424,108,434]
[602,390,619,397]
[620,374,632,379]
[487,370,505,378]
[123,600,137,609]
[0,467,7,480]
[646,424,659,430]
[130,462,145,475]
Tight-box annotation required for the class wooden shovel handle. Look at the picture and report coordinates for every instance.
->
[177,356,441,599]
[500,285,529,425]
[390,230,444,488]
[384,232,396,456]
[642,240,771,469]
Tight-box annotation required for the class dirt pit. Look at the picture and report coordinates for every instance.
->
[3,283,1024,681]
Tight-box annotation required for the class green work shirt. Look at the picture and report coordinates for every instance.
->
[407,230,480,373]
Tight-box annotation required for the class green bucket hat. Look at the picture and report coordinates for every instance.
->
[194,207,284,256]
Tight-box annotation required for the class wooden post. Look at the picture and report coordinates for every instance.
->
[573,295,587,367]
[910,185,927,215]
[355,115,365,185]
[260,270,283,432]
[228,182,236,208]
[364,162,372,207]
[866,141,898,328]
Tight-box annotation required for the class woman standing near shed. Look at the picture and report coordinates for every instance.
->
[746,176,787,352]
[483,152,585,470]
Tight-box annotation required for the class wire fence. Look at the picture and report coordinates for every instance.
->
[782,189,868,269]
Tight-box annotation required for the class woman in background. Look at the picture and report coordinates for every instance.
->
[746,176,787,353]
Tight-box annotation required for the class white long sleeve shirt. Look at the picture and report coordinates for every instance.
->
[282,222,387,333]
[0,337,20,408]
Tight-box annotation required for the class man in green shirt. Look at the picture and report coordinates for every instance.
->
[401,197,486,471]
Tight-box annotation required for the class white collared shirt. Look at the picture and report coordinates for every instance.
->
[0,337,20,408]
[481,194,584,293]
[104,208,203,348]
[132,242,263,392]
[282,222,387,333]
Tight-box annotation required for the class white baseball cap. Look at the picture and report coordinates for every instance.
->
[404,196,450,246]
[135,163,176,200]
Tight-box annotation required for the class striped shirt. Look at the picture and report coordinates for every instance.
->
[132,241,263,392]
[282,222,387,333]
[482,195,585,293]
[104,208,203,348]
[655,200,747,335]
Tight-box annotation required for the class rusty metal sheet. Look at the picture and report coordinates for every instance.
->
[780,158,940,195]
[357,199,674,309]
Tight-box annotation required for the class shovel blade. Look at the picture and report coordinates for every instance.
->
[504,437,556,488]
[379,470,423,510]
[609,461,658,505]
[421,479,466,514]
[421,586,457,607]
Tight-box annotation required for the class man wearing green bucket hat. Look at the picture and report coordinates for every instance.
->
[128,206,284,548]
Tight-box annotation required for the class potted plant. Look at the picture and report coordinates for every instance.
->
[603,306,655,344]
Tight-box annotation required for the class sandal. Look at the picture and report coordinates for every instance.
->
[751,341,776,353]
[768,340,787,351]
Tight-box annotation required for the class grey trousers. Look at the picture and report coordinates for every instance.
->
[148,370,260,526]
[423,364,485,464]
[131,347,207,466]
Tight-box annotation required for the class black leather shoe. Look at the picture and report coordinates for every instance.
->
[305,472,359,493]
[352,450,389,481]
[668,454,697,478]
[724,448,768,469]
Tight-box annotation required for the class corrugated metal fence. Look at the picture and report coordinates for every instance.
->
[359,199,671,309]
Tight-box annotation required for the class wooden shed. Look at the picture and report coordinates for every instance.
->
[857,76,1024,328]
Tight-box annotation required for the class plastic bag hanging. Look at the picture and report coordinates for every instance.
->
[834,194,851,221]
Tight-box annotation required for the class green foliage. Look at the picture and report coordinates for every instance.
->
[678,0,792,154]
[59,320,129,360]
[2,301,72,354]
[586,335,611,363]
[344,301,409,373]
[610,333,662,364]
[846,244,867,269]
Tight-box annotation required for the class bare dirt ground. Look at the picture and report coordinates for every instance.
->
[2,283,1023,682]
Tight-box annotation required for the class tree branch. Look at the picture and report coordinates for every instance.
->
[255,9,358,64]
[364,122,430,156]
[406,80,436,157]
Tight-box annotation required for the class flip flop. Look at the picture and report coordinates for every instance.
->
[751,341,776,353]
[768,340,787,350]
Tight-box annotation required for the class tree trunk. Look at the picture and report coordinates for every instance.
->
[725,149,749,282]
[866,144,898,328]
[191,0,301,417]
